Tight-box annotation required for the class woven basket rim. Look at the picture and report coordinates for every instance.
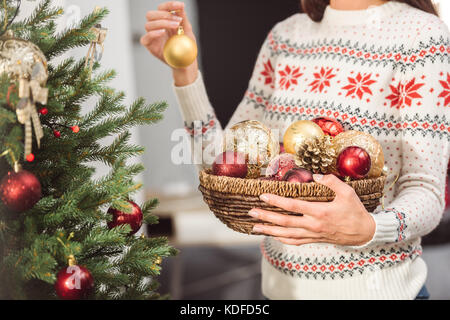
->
[199,169,386,199]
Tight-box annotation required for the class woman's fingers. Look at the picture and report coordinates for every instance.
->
[146,10,183,22]
[140,30,165,46]
[274,237,323,246]
[253,224,321,239]
[259,194,327,216]
[157,1,185,11]
[313,174,355,199]
[156,2,193,33]
[249,208,314,229]
[145,19,181,33]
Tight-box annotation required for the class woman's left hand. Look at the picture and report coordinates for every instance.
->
[249,174,376,247]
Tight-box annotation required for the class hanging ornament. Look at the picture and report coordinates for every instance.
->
[332,130,384,178]
[223,120,279,175]
[85,7,107,76]
[212,151,248,178]
[0,30,48,160]
[0,162,41,212]
[107,201,143,235]
[55,255,94,300]
[312,117,345,137]
[265,153,297,180]
[163,11,198,69]
[283,120,325,155]
[336,146,372,180]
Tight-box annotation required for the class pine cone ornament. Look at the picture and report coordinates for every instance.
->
[295,136,336,174]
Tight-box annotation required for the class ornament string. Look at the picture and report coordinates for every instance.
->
[0,148,20,172]
[56,232,76,263]
[381,173,400,210]
[0,0,20,37]
[170,10,185,35]
[84,7,107,77]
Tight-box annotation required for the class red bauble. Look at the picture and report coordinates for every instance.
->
[212,151,248,178]
[312,117,345,137]
[282,168,314,183]
[39,108,48,115]
[266,153,297,180]
[53,130,61,138]
[0,169,42,212]
[55,264,94,300]
[337,146,371,180]
[107,201,143,235]
[279,143,286,154]
[71,125,80,133]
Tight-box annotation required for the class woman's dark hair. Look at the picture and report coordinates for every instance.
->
[301,0,439,22]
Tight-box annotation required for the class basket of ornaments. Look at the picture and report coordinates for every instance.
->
[198,118,386,235]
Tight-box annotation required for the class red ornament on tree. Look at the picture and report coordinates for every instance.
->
[39,108,48,115]
[336,146,371,180]
[0,168,42,212]
[55,255,94,300]
[71,125,80,133]
[312,117,345,137]
[212,151,248,178]
[53,130,61,138]
[107,201,143,235]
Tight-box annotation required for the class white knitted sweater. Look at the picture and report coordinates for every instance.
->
[174,2,450,299]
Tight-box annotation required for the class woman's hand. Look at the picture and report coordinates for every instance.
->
[141,1,198,86]
[249,174,376,247]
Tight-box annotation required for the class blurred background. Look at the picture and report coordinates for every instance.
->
[19,0,450,300]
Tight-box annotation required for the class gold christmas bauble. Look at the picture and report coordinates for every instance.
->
[223,120,279,169]
[163,27,197,69]
[283,120,325,155]
[332,130,385,178]
[0,30,48,85]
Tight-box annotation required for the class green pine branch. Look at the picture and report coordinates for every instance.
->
[0,0,176,300]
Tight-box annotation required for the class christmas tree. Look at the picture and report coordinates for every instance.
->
[0,0,176,299]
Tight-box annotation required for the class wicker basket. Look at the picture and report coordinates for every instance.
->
[199,169,386,235]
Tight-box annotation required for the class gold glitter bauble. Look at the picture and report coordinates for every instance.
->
[0,30,48,85]
[223,120,279,167]
[332,130,385,178]
[283,120,325,155]
[163,27,197,69]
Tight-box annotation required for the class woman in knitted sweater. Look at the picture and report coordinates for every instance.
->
[141,0,450,299]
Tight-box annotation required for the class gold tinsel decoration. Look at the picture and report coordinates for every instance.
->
[246,164,262,179]
[295,135,336,175]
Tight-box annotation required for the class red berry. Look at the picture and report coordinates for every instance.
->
[53,130,61,138]
[26,153,35,162]
[39,108,48,115]
[71,125,80,133]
